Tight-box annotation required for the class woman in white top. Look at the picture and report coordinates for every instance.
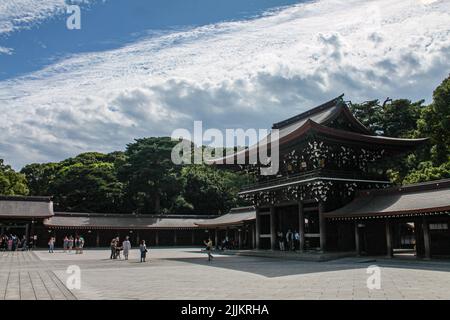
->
[122,236,131,260]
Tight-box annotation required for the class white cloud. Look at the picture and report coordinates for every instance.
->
[0,0,97,36]
[0,46,13,55]
[0,0,449,169]
[0,0,66,35]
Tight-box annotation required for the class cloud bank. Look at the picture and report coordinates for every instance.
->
[0,0,449,169]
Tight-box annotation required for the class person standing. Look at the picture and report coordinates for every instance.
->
[74,236,78,254]
[79,236,85,254]
[139,240,147,262]
[68,236,74,253]
[286,229,293,251]
[294,230,300,251]
[110,238,117,259]
[277,231,285,251]
[48,237,55,253]
[122,236,131,260]
[204,238,214,261]
[63,236,68,253]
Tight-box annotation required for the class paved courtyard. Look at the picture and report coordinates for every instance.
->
[1,248,450,300]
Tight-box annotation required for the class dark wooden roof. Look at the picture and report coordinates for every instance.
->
[44,212,219,230]
[325,179,450,219]
[209,94,427,164]
[0,196,54,219]
[195,206,256,228]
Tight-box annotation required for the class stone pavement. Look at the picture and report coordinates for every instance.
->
[1,248,450,300]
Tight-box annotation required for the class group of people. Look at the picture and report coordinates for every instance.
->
[110,236,147,262]
[0,234,29,251]
[46,235,86,253]
[277,229,301,251]
[218,236,238,250]
[61,235,85,254]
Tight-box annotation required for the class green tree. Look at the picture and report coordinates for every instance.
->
[181,164,249,214]
[417,75,450,165]
[0,159,29,195]
[382,99,423,138]
[349,99,383,133]
[51,162,124,212]
[21,162,60,195]
[403,161,450,184]
[119,137,183,214]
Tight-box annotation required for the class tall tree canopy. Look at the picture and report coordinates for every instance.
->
[118,137,184,214]
[0,159,29,195]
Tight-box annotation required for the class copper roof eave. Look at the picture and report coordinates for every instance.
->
[325,205,450,219]
[195,218,255,228]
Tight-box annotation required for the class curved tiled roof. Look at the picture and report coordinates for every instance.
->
[195,207,256,227]
[208,94,427,165]
[44,212,218,230]
[325,179,450,219]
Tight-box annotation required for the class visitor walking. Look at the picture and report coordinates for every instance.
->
[139,240,147,262]
[122,236,131,260]
[204,238,214,261]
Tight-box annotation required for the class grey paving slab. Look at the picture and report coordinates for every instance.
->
[1,249,450,300]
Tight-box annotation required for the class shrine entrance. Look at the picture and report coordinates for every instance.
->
[275,205,298,236]
[392,221,417,258]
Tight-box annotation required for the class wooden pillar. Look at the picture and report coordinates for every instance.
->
[136,230,140,245]
[191,230,195,245]
[173,230,177,246]
[255,208,260,249]
[298,201,305,252]
[252,224,256,249]
[155,230,159,246]
[318,202,327,252]
[385,219,393,258]
[354,222,360,256]
[423,217,431,260]
[270,205,276,250]
[25,223,30,244]
[96,231,100,247]
[214,228,218,248]
[238,229,242,250]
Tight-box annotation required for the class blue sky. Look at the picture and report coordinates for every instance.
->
[0,0,449,169]
[0,0,300,80]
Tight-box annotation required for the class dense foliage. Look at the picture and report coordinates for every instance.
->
[0,159,28,195]
[0,75,448,213]
[349,74,450,184]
